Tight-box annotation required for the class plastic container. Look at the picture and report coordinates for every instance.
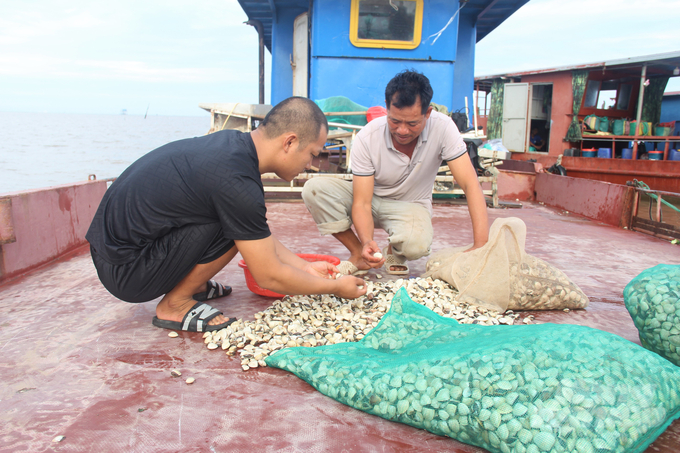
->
[597,148,612,158]
[366,106,387,123]
[648,151,663,161]
[238,253,341,297]
[582,148,597,158]
[670,149,680,161]
[621,148,633,159]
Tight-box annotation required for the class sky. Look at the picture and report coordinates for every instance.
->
[1,0,678,117]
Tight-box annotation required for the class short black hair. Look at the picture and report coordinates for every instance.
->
[385,70,433,114]
[260,97,328,148]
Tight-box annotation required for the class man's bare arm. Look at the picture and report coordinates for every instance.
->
[352,175,383,264]
[447,153,489,250]
[236,236,366,299]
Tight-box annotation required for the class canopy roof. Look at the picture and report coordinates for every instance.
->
[237,0,530,51]
[475,50,680,91]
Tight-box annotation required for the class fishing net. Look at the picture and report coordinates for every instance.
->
[314,96,368,128]
[266,288,680,453]
[423,218,589,312]
[624,263,680,367]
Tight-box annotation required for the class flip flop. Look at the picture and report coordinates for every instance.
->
[336,260,368,276]
[152,301,236,332]
[193,280,232,302]
[383,246,409,275]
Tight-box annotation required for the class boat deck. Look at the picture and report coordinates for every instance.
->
[1,201,680,452]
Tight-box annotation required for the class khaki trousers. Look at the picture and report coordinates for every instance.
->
[301,177,432,261]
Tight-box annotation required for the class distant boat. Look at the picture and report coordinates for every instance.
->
[120,109,127,115]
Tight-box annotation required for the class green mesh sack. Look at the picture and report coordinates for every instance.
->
[267,288,680,453]
[624,264,680,367]
[597,116,610,132]
[314,96,368,128]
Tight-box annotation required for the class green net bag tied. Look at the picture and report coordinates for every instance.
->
[624,263,680,366]
[267,288,680,453]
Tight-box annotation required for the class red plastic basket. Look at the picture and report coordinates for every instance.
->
[238,253,341,297]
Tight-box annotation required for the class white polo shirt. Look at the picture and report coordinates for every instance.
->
[351,110,467,214]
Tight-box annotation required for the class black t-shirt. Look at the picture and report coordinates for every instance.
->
[86,130,271,264]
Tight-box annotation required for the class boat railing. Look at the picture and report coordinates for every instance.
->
[628,179,680,242]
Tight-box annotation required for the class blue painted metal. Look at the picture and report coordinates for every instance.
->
[306,0,459,109]
[237,0,529,108]
[310,58,454,108]
[452,9,476,113]
[470,0,530,41]
[238,0,530,50]
[270,6,308,103]
[237,0,276,50]
[311,0,457,62]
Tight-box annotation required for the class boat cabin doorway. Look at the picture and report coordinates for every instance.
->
[502,82,553,153]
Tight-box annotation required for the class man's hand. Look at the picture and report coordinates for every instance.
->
[333,275,368,299]
[304,261,337,279]
[361,240,385,268]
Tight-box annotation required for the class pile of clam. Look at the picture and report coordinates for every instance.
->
[201,277,533,370]
[508,256,589,311]
[624,264,680,366]
[268,293,680,453]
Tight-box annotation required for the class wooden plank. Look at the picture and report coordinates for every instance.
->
[632,217,680,240]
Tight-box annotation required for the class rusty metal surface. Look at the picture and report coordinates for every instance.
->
[535,173,632,227]
[1,201,679,452]
[0,180,108,285]
[0,198,16,246]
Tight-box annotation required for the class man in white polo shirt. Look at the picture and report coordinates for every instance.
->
[302,70,488,276]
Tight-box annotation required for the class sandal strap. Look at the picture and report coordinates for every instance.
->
[383,246,409,274]
[206,280,223,299]
[181,302,223,332]
[383,247,406,265]
[193,280,231,301]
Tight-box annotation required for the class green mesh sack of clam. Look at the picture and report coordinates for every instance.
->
[624,264,680,367]
[266,287,680,453]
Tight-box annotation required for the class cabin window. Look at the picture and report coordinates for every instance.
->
[597,80,618,110]
[584,80,601,108]
[583,79,633,110]
[349,0,423,49]
[616,84,633,110]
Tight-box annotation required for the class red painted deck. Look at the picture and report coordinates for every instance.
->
[1,201,679,452]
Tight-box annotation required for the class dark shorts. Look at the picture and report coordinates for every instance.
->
[91,222,234,303]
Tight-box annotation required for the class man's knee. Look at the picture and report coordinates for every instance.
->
[399,240,431,261]
[301,177,324,206]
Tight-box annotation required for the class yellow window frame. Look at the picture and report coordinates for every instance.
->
[349,0,423,50]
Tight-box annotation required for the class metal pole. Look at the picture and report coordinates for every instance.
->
[632,63,647,159]
[245,20,265,105]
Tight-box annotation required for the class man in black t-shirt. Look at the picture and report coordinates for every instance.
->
[87,97,367,332]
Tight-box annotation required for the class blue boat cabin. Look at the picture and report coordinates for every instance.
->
[237,0,529,111]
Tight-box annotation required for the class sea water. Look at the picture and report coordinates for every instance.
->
[0,112,211,195]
